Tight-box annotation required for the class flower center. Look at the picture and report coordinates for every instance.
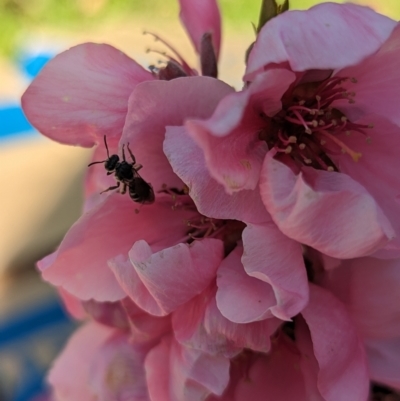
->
[259,76,372,171]
[162,186,245,255]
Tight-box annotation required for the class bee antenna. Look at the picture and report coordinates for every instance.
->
[103,135,110,158]
[88,160,106,167]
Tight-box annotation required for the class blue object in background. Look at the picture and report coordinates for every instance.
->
[20,54,51,79]
[0,52,52,142]
[0,106,33,139]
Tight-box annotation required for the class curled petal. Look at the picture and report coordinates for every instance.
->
[42,195,193,301]
[296,285,369,401]
[179,0,221,58]
[242,222,309,320]
[22,43,153,147]
[164,126,269,224]
[216,246,277,323]
[111,239,223,316]
[186,69,295,193]
[121,77,233,191]
[246,3,397,79]
[173,285,281,357]
[260,152,395,258]
[145,336,230,401]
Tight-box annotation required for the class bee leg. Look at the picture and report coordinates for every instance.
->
[100,182,120,194]
[133,163,143,171]
[126,143,137,164]
[122,144,126,162]
[120,183,127,195]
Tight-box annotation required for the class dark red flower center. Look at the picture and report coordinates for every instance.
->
[259,75,372,171]
[162,187,244,255]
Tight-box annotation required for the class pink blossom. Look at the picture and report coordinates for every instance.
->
[320,255,400,392]
[19,0,400,399]
[184,2,400,259]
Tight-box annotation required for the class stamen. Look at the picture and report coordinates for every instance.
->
[319,130,362,162]
[143,31,192,73]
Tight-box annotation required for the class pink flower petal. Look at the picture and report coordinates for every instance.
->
[246,3,396,79]
[179,0,221,58]
[216,245,277,323]
[260,152,395,258]
[57,287,86,320]
[89,333,150,401]
[186,69,295,193]
[324,257,400,339]
[366,337,400,390]
[21,43,153,147]
[242,222,309,320]
[48,322,115,401]
[110,254,160,316]
[330,115,400,258]
[164,126,269,224]
[122,300,172,343]
[121,77,234,191]
[112,238,223,316]
[145,336,230,401]
[82,300,129,330]
[172,285,281,357]
[42,195,193,301]
[234,336,307,401]
[297,284,369,401]
[336,25,400,128]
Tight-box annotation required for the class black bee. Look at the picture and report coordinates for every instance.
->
[88,135,155,205]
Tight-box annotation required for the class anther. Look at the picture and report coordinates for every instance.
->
[327,166,334,172]
[341,116,347,122]
[331,119,337,126]
[350,77,358,83]
[305,128,312,135]
[319,120,325,126]
[315,95,321,102]
[366,137,372,144]
[304,158,312,164]
[288,136,297,143]
[299,143,306,150]
[285,146,292,154]
[311,120,318,127]
[345,131,351,136]
[320,140,326,145]
[368,124,374,128]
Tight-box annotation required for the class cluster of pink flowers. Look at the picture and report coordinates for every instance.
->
[22,0,400,400]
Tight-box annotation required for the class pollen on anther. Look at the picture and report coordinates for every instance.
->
[288,136,297,143]
[341,116,347,122]
[304,158,312,164]
[299,143,306,150]
[305,128,312,135]
[311,120,318,127]
[327,166,334,172]
[315,95,321,102]
[285,146,292,154]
